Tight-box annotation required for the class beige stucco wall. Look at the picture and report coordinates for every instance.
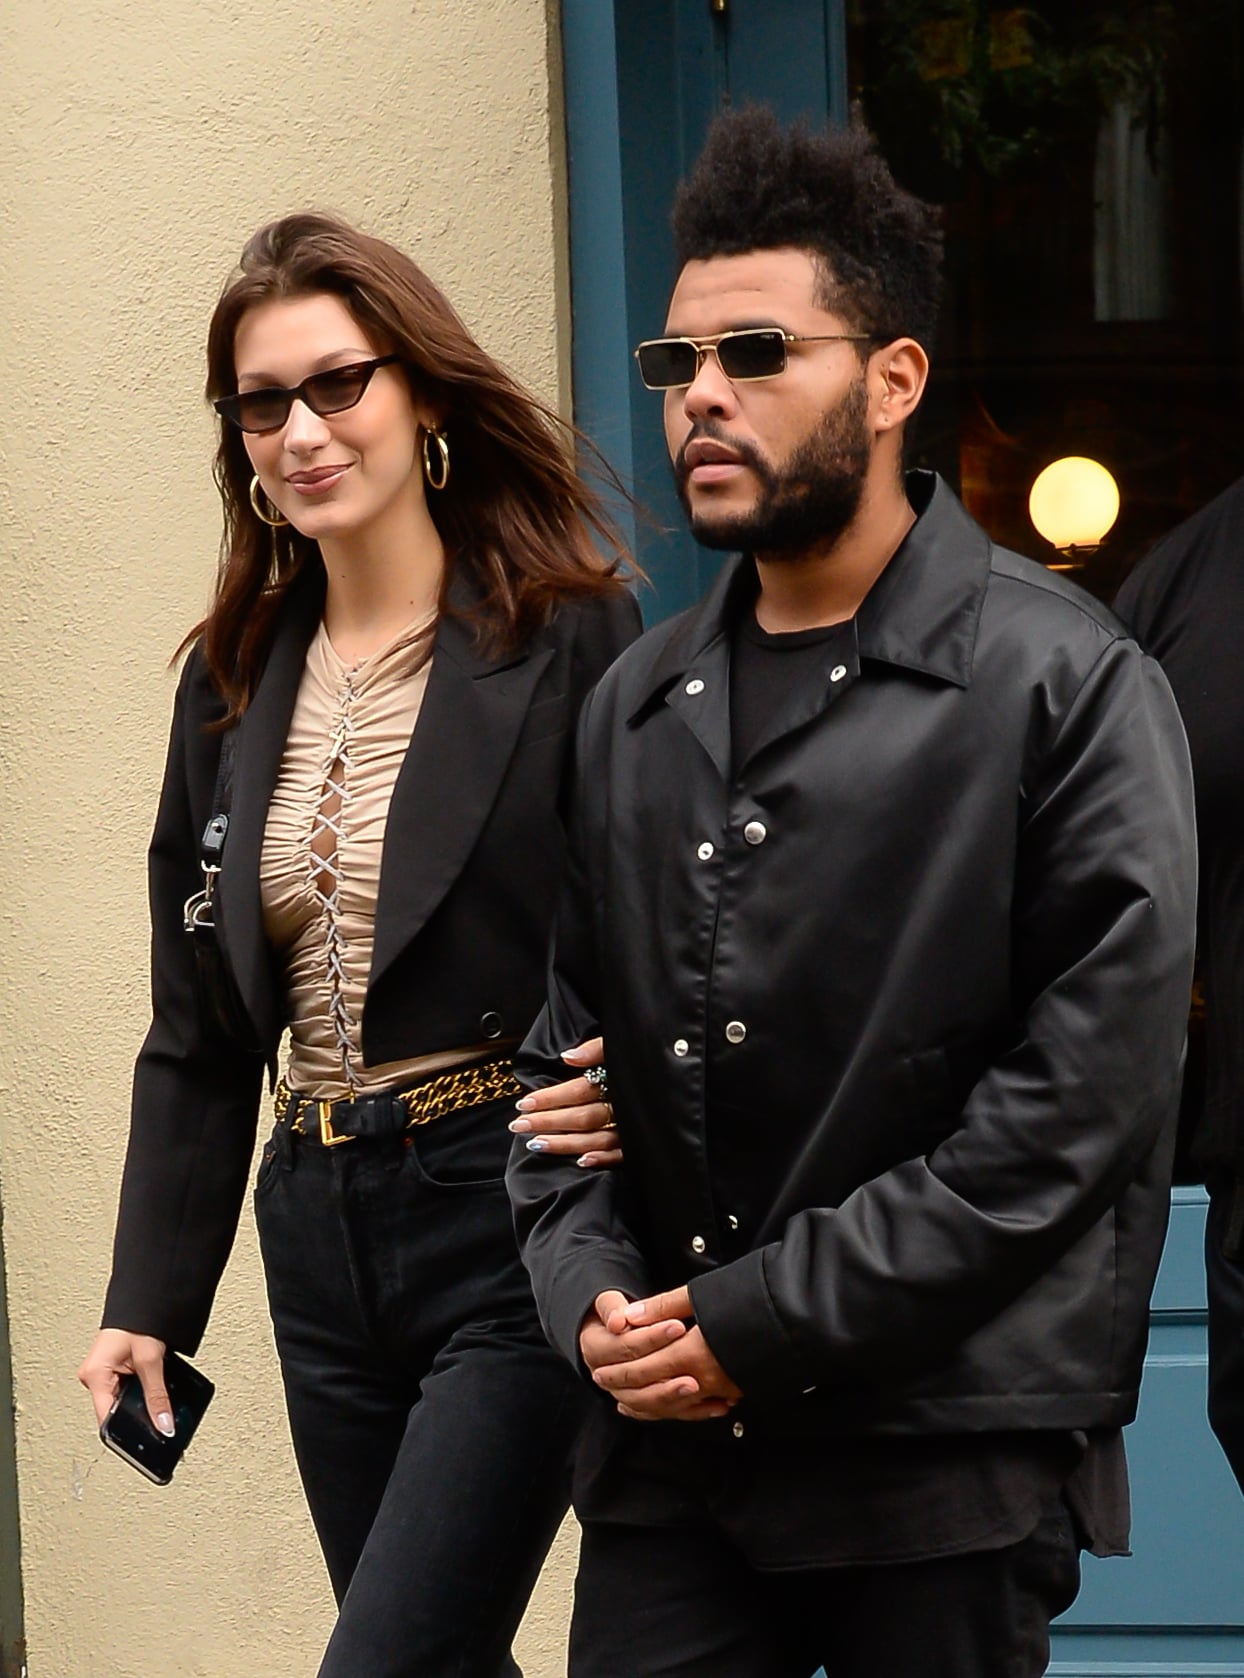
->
[0,1,578,1672]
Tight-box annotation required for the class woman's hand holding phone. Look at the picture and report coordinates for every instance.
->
[78,1328,173,1436]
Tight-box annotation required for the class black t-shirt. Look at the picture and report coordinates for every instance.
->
[1115,476,1244,1177]
[730,609,855,774]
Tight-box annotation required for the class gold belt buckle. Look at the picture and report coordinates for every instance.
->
[318,1099,356,1147]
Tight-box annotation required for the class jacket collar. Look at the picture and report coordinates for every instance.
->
[631,471,991,721]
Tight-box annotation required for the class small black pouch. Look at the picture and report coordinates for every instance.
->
[183,732,260,1050]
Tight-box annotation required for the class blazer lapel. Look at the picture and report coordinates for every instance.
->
[216,567,324,1047]
[369,603,553,989]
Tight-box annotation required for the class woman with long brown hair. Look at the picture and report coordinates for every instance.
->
[77,212,637,1677]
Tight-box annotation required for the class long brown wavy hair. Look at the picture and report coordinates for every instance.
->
[193,212,635,719]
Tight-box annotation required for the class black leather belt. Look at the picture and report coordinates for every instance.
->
[274,1058,520,1148]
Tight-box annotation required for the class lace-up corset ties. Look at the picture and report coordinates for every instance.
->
[261,612,488,1100]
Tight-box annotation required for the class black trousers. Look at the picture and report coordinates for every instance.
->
[1206,1174,1244,1493]
[569,1505,1081,1678]
[254,1097,586,1678]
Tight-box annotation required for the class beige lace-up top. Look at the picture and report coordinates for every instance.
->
[261,612,488,1099]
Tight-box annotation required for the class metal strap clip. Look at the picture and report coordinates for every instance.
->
[184,813,230,932]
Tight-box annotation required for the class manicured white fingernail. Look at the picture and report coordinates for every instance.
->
[156,1413,175,1437]
[525,1138,548,1153]
[515,1095,535,1112]
[508,1118,532,1133]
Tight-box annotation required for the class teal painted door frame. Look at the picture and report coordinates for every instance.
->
[561,0,846,621]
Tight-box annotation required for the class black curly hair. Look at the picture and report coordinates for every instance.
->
[672,106,943,350]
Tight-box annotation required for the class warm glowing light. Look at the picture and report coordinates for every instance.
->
[1028,457,1120,555]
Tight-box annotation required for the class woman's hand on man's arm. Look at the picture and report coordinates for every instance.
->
[509,1036,622,1167]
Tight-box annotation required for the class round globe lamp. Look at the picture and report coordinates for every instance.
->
[1028,457,1120,567]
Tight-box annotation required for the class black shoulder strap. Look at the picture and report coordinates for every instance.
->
[199,728,239,872]
[214,727,239,815]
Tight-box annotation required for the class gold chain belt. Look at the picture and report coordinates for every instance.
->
[275,1059,521,1147]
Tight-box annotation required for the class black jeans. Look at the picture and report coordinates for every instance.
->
[569,1504,1081,1678]
[254,1096,586,1678]
[1206,1173,1244,1493]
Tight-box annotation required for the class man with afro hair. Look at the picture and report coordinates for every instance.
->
[509,106,1196,1677]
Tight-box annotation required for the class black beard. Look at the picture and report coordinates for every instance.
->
[673,376,872,556]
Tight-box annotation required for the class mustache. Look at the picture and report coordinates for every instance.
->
[673,423,770,488]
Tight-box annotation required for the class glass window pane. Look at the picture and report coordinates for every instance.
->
[847,0,1244,597]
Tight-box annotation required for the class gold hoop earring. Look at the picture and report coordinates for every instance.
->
[422,427,450,491]
[249,474,289,527]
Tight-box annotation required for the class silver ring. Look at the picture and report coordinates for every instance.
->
[583,1064,609,1099]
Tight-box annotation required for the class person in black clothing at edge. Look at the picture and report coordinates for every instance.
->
[1115,476,1244,1496]
[506,109,1198,1678]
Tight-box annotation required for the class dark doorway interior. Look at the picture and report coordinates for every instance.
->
[847,0,1244,599]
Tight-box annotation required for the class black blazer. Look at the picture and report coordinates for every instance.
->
[104,563,640,1353]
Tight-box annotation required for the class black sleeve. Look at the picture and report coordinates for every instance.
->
[102,654,266,1355]
[508,677,655,1371]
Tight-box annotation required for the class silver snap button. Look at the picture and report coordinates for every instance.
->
[743,821,767,846]
[697,841,715,861]
[673,1038,689,1057]
[727,1214,739,1231]
[685,678,705,695]
[830,664,847,683]
[732,1420,745,1439]
[691,1234,706,1254]
[725,1020,747,1044]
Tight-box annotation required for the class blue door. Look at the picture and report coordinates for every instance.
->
[562,2,1244,1667]
[1050,1188,1244,1673]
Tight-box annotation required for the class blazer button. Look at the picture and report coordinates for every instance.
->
[725,1020,747,1044]
[743,821,767,846]
[480,1011,503,1039]
[732,1420,745,1439]
[690,1234,706,1254]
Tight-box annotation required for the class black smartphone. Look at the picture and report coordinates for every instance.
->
[99,1352,215,1485]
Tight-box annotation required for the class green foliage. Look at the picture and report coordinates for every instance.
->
[850,1,1181,179]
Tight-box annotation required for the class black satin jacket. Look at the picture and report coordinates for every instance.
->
[510,473,1197,1439]
[104,564,640,1353]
